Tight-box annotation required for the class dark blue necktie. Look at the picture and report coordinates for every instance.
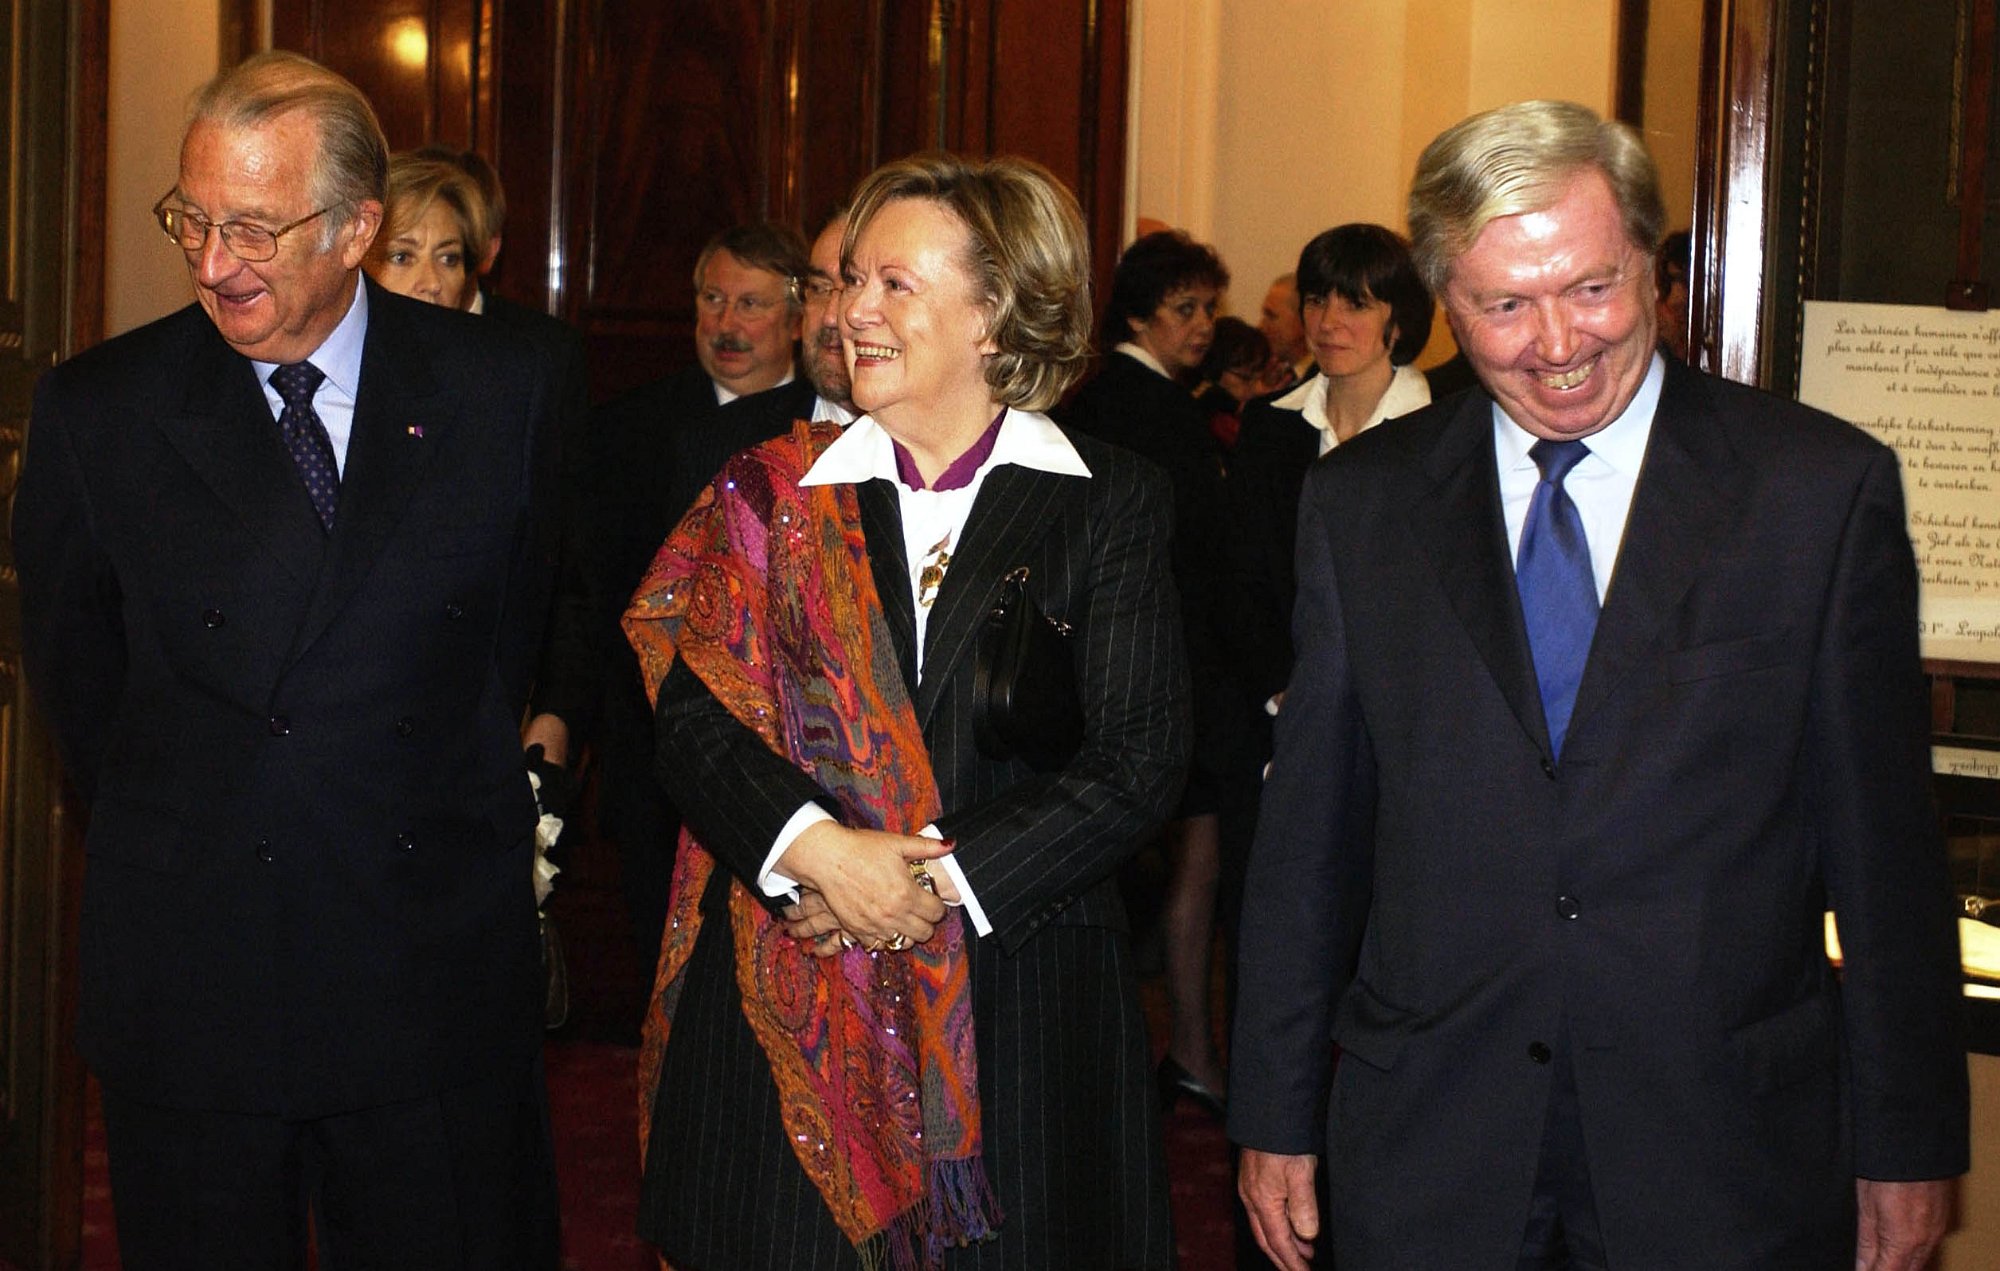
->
[269,361,340,530]
[1516,439,1598,757]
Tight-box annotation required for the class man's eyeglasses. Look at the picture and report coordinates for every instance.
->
[153,190,335,263]
[695,289,788,321]
[802,278,841,304]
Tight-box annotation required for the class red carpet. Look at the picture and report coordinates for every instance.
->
[78,1037,1240,1270]
[74,813,1243,1267]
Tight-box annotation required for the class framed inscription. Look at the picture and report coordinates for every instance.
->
[1799,301,2000,662]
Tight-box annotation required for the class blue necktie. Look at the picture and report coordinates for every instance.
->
[269,361,340,530]
[1516,439,1598,757]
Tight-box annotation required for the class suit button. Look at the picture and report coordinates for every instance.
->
[256,839,274,863]
[201,608,226,628]
[443,601,465,620]
[395,716,415,737]
[1540,756,1557,779]
[1556,895,1581,920]
[395,831,416,852]
[268,716,290,736]
[1528,1041,1552,1064]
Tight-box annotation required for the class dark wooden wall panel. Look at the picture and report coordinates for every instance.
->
[271,0,1128,402]
[277,0,486,150]
[564,0,781,393]
[489,0,559,311]
[791,0,888,229]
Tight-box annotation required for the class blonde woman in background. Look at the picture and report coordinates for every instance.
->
[365,151,485,309]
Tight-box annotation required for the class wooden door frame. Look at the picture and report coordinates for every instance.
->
[1691,0,1784,385]
[1,0,106,1265]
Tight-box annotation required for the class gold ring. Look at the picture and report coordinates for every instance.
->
[885,932,911,952]
[909,861,936,893]
[838,933,858,950]
[865,937,887,953]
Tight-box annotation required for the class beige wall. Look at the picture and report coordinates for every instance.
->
[107,0,223,337]
[1133,0,1668,368]
[1644,0,1703,238]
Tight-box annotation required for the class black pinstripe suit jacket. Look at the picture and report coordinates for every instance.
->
[636,428,1192,1269]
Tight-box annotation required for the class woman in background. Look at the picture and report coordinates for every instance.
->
[625,154,1189,1270]
[1061,230,1238,1122]
[1228,223,1434,712]
[364,151,485,309]
[1193,315,1280,453]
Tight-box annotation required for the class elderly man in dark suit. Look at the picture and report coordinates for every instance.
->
[1231,100,1967,1271]
[14,52,560,1269]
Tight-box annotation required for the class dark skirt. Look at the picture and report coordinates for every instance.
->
[638,904,1172,1271]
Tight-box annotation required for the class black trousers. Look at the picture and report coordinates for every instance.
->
[101,1054,560,1271]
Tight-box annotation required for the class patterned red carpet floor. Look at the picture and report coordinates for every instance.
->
[78,1035,1239,1270]
[75,824,1242,1268]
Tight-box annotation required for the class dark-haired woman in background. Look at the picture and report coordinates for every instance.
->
[1228,223,1434,718]
[625,154,1190,1270]
[1060,230,1239,1122]
[1193,315,1281,453]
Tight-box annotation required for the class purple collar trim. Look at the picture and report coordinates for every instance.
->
[892,410,1006,492]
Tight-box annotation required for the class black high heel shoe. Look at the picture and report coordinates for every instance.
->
[1156,1056,1226,1120]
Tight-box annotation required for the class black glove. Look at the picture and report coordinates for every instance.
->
[523,743,578,821]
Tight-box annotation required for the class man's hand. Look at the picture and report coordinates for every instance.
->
[775,823,949,951]
[1855,1177,1954,1271]
[521,713,571,768]
[1239,1149,1318,1271]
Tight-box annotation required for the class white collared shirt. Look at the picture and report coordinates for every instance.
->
[761,407,1092,936]
[811,395,858,426]
[1274,362,1432,458]
[251,275,369,474]
[1494,353,1665,603]
[713,369,794,406]
[1113,340,1172,380]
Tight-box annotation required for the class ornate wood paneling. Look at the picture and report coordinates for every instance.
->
[0,0,102,1265]
[1691,0,1778,382]
[272,0,1129,402]
[275,0,490,150]
[561,0,784,392]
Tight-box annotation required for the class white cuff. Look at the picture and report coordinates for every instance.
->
[759,803,834,899]
[919,824,992,937]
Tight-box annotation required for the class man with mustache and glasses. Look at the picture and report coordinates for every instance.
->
[1231,100,1966,1271]
[714,211,860,441]
[553,222,810,959]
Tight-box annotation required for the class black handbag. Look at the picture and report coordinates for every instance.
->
[973,566,1085,771]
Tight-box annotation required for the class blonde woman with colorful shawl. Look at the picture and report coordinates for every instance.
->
[624,154,1191,1270]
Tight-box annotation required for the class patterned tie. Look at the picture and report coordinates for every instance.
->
[1516,439,1598,758]
[268,361,340,530]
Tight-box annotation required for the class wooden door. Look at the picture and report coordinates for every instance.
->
[265,0,1130,401]
[0,0,107,1266]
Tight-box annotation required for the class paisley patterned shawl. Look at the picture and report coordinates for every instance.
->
[623,419,997,1270]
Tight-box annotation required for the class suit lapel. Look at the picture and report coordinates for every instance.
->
[155,321,325,585]
[290,289,450,661]
[1289,413,1321,469]
[1408,390,1549,750]
[911,465,1070,726]
[857,477,917,691]
[1567,363,1753,738]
